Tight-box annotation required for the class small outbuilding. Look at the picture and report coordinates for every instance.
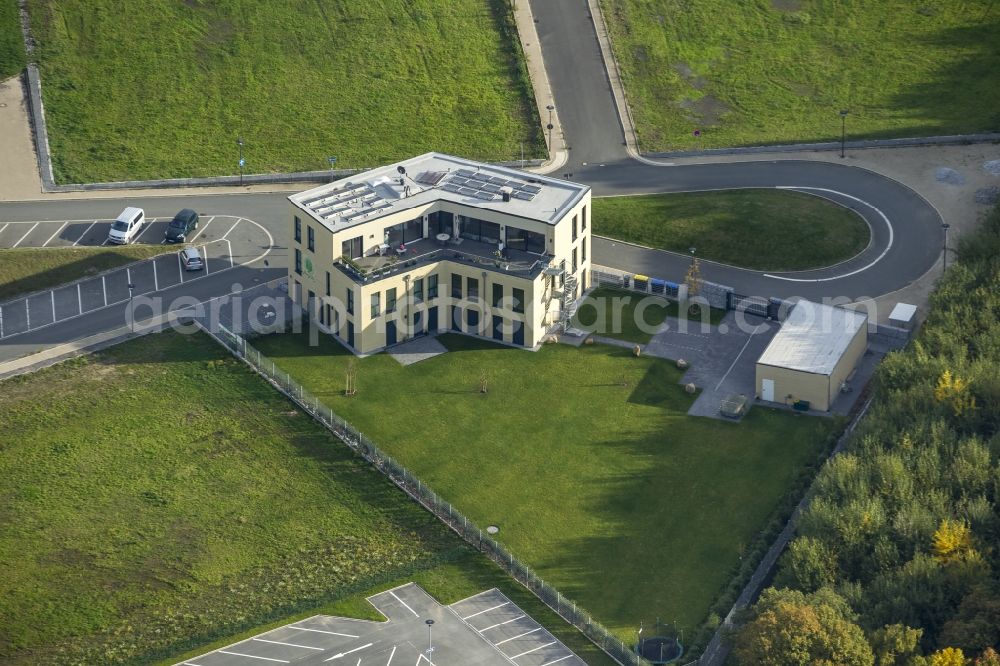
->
[755,300,868,411]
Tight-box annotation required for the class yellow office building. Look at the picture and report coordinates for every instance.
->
[287,153,592,354]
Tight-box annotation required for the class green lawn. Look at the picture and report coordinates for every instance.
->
[600,0,1000,150]
[0,246,170,301]
[252,332,838,640]
[593,190,870,271]
[0,0,24,78]
[0,332,613,665]
[27,0,543,183]
[574,286,726,344]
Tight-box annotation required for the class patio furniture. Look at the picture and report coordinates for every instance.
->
[378,243,390,256]
[435,233,450,246]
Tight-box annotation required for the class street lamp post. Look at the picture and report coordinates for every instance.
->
[546,104,555,151]
[237,136,245,186]
[425,619,435,662]
[127,283,135,333]
[942,223,951,273]
[839,110,849,158]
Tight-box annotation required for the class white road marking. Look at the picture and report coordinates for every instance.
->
[11,222,38,248]
[187,215,216,244]
[478,615,525,632]
[153,259,159,290]
[77,283,83,314]
[463,601,509,620]
[51,291,56,321]
[0,305,4,338]
[0,222,8,236]
[324,642,373,661]
[252,637,323,650]
[715,327,763,392]
[221,217,243,240]
[25,295,30,328]
[202,245,209,274]
[227,238,234,268]
[290,626,359,638]
[177,251,185,283]
[74,221,98,246]
[510,641,557,660]
[43,221,69,246]
[101,275,108,306]
[217,649,289,663]
[495,627,540,645]
[385,646,397,665]
[390,590,419,618]
[764,186,894,282]
[415,655,436,666]
[540,655,574,665]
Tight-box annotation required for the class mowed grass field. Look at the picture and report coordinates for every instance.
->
[27,0,543,183]
[593,189,870,271]
[252,332,837,639]
[0,332,613,666]
[0,246,170,301]
[573,286,726,344]
[600,0,1000,150]
[0,0,24,78]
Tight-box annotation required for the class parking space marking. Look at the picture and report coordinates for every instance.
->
[12,222,38,248]
[102,275,108,306]
[51,291,56,321]
[43,221,69,247]
[386,646,397,665]
[218,649,289,663]
[77,283,83,314]
[203,245,209,274]
[323,642,373,662]
[221,217,243,240]
[252,637,324,651]
[390,590,419,618]
[135,218,161,242]
[188,215,216,244]
[510,642,556,660]
[74,221,97,246]
[479,615,525,632]
[0,222,7,236]
[540,656,574,666]
[290,626,359,638]
[496,628,541,646]
[463,602,509,621]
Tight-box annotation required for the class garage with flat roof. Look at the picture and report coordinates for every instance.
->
[755,300,868,411]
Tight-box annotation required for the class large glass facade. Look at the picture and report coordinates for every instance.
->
[341,235,362,259]
[458,216,501,244]
[429,210,454,236]
[505,227,545,254]
[386,217,423,246]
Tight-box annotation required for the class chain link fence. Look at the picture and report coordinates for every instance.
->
[203,322,652,666]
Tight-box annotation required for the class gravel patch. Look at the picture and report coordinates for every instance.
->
[934,167,966,185]
[975,186,1000,205]
[984,159,1000,176]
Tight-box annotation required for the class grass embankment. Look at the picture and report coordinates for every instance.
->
[27,0,543,183]
[594,190,870,272]
[0,0,24,78]
[252,332,838,640]
[574,286,726,344]
[0,332,613,665]
[0,246,169,301]
[600,0,1000,150]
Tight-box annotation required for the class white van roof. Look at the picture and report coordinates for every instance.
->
[117,206,144,220]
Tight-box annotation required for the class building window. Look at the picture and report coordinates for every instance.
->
[459,217,501,244]
[413,278,424,303]
[307,226,315,252]
[572,247,578,273]
[341,235,362,260]
[492,283,503,308]
[294,216,301,243]
[505,227,545,254]
[320,301,326,325]
[428,274,439,299]
[572,215,578,242]
[467,277,479,302]
[451,274,462,299]
[582,205,587,231]
[467,308,479,330]
[346,287,354,315]
[325,271,331,297]
[582,237,587,264]
[294,249,302,275]
[371,292,381,318]
[386,287,397,313]
[512,287,525,314]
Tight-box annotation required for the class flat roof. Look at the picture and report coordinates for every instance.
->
[757,300,868,376]
[289,152,589,233]
[889,302,917,323]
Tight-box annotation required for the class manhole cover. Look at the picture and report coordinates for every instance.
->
[486,525,499,534]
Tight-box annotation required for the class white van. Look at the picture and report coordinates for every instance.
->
[107,207,145,245]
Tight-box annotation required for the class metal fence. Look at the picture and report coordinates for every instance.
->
[202,322,652,666]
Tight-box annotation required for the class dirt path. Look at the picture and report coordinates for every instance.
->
[0,75,42,200]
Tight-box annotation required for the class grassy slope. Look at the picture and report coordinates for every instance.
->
[0,0,24,78]
[27,0,543,183]
[0,332,612,665]
[574,286,726,344]
[593,190,870,271]
[252,332,836,637]
[600,0,1000,150]
[0,246,169,301]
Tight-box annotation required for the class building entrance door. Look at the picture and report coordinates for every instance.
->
[761,378,775,402]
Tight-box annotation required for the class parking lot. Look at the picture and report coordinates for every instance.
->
[176,582,586,666]
[0,214,242,249]
[0,215,273,340]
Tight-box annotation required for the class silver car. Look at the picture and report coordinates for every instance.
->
[180,247,204,271]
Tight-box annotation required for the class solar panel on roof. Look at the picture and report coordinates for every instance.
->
[467,172,490,182]
[520,184,542,194]
[459,187,478,196]
[474,191,496,201]
[441,184,463,193]
[488,177,509,185]
[455,169,476,178]
[415,171,446,185]
[512,191,535,201]
[482,184,502,193]
[449,177,469,186]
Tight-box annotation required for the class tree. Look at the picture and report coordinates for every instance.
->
[869,624,923,666]
[934,369,976,417]
[928,647,966,666]
[733,588,874,666]
[974,648,1000,666]
[932,519,973,564]
[775,536,839,592]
